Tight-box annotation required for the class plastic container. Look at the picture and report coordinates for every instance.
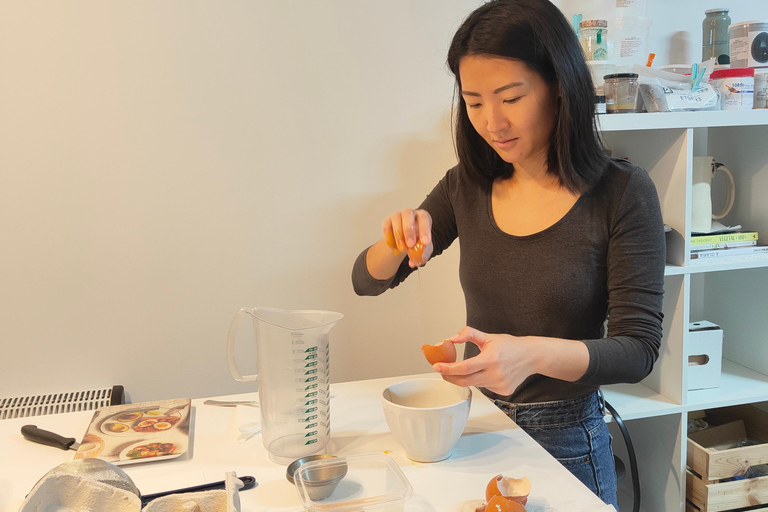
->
[587,60,616,87]
[226,307,343,464]
[728,20,768,69]
[710,67,754,110]
[293,453,413,512]
[702,9,731,65]
[611,17,652,71]
[579,20,608,61]
[659,64,693,75]
[604,73,639,113]
[615,0,647,18]
[755,70,768,109]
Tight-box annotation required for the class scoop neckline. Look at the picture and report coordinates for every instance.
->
[485,181,587,240]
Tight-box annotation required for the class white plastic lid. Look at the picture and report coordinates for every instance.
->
[729,20,768,32]
[612,16,652,26]
[704,8,729,14]
[294,453,413,512]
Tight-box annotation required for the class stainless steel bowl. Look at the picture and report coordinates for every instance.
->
[286,454,348,501]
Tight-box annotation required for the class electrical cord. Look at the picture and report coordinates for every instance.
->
[605,400,640,512]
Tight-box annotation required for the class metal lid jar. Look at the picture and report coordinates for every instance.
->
[603,73,639,113]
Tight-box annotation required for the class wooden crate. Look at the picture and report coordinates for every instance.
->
[686,405,768,512]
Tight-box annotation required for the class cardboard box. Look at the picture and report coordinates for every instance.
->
[687,321,723,391]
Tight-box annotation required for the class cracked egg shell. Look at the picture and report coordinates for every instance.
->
[484,495,527,512]
[485,475,531,505]
[421,339,457,365]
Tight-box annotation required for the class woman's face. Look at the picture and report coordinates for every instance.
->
[459,55,558,172]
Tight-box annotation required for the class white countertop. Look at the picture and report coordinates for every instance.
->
[0,374,613,512]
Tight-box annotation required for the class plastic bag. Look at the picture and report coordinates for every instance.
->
[634,59,720,112]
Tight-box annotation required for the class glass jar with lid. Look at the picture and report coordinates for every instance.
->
[603,73,639,113]
[702,8,731,64]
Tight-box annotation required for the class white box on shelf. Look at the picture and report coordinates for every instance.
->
[687,321,723,391]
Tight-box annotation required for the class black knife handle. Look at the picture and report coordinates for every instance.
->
[140,476,257,506]
[21,425,76,450]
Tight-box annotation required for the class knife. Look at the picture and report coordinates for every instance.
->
[21,425,80,451]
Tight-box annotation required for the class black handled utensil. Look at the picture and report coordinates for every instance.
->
[21,425,80,451]
[140,476,257,506]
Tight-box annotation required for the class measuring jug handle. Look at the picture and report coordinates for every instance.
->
[226,307,258,383]
[712,163,735,220]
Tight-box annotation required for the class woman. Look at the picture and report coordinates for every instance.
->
[351,0,665,508]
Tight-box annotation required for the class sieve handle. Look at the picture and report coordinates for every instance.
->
[140,476,257,506]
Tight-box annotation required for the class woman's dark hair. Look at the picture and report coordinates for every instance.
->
[447,0,607,193]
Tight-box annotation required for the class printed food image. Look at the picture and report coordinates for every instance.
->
[422,339,457,365]
[475,475,531,512]
[73,434,105,459]
[132,416,180,433]
[126,442,176,459]
[105,422,130,433]
[116,411,143,422]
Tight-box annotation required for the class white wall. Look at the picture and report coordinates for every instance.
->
[1,0,764,403]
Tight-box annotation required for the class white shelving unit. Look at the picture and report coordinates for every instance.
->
[597,110,768,512]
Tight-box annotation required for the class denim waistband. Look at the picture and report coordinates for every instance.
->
[492,391,603,428]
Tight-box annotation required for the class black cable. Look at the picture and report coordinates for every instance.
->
[605,400,640,512]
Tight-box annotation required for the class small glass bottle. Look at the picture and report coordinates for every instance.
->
[702,9,731,65]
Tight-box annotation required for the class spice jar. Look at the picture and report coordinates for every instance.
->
[579,20,608,61]
[594,85,607,114]
[603,73,639,113]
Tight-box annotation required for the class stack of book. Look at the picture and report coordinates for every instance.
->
[690,231,767,263]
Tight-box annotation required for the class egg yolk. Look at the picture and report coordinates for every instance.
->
[421,339,457,365]
[385,231,400,254]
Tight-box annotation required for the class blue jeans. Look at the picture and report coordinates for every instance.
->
[493,392,618,511]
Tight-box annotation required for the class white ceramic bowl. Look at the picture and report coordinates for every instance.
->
[381,378,471,463]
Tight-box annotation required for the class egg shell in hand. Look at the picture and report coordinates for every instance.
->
[421,339,457,365]
[407,241,425,265]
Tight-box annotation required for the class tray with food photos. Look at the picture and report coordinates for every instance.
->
[73,398,191,465]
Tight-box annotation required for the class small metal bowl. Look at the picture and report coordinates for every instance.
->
[286,454,348,501]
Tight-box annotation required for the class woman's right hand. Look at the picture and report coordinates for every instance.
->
[383,208,433,268]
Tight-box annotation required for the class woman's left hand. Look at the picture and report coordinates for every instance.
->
[433,326,539,395]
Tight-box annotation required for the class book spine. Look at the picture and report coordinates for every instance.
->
[691,240,758,251]
[689,245,768,259]
[691,232,758,245]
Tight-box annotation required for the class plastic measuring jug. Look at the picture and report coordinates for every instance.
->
[226,307,343,463]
